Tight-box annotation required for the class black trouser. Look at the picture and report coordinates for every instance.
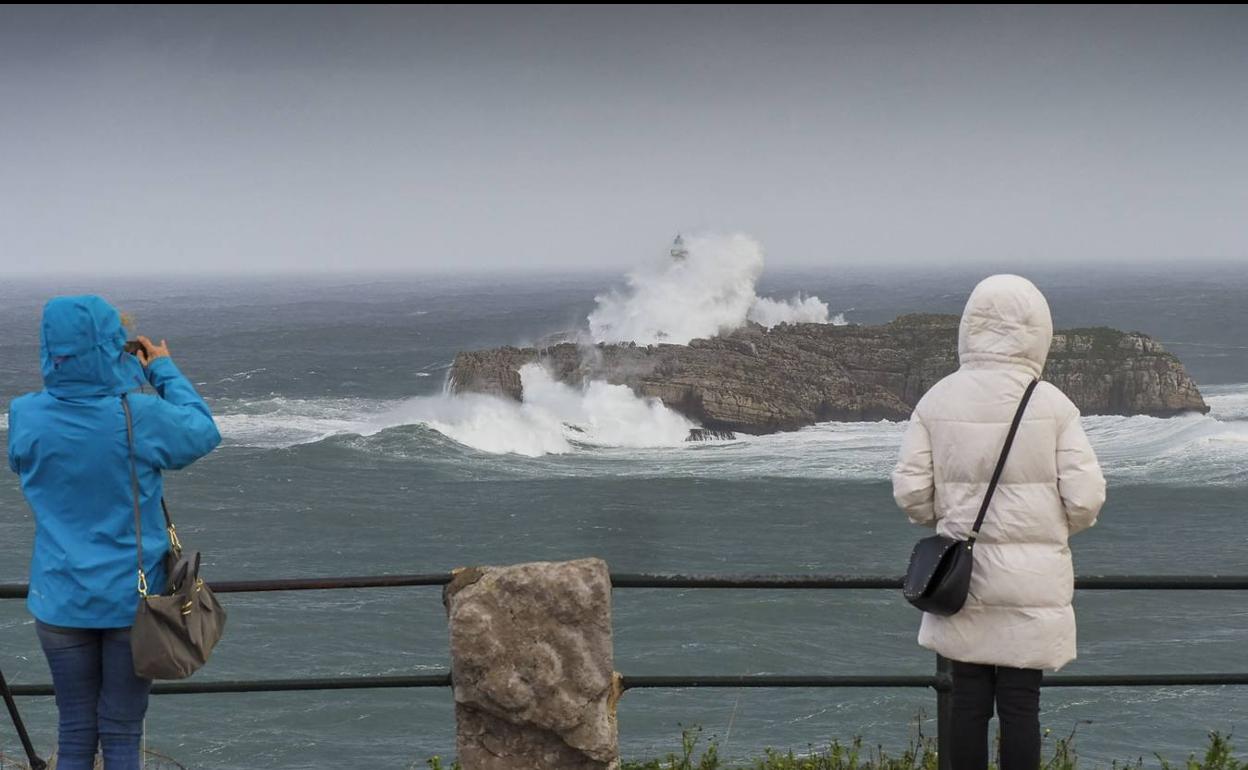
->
[950,660,1042,770]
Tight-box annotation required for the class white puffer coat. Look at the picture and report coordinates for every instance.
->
[892,274,1106,671]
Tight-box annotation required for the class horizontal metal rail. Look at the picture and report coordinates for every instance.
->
[613,574,1248,590]
[0,574,454,599]
[6,675,453,697]
[4,573,1248,599]
[622,673,1248,689]
[3,571,1245,770]
[10,672,1248,698]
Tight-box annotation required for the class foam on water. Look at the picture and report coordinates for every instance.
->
[213,364,693,457]
[210,396,401,449]
[366,365,693,457]
[587,233,837,345]
[1204,383,1248,421]
[209,382,1248,486]
[1081,412,1248,485]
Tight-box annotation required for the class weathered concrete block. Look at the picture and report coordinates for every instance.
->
[444,558,619,770]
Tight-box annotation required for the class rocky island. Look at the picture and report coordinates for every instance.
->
[450,314,1209,436]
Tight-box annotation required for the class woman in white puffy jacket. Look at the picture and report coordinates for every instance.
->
[892,274,1107,770]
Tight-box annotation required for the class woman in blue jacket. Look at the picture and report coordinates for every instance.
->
[7,295,220,770]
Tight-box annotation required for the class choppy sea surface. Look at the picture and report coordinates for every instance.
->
[0,264,1245,768]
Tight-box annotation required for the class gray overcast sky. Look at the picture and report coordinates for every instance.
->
[1,4,1246,274]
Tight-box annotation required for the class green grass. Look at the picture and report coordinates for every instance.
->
[423,725,1246,770]
[8,727,1243,769]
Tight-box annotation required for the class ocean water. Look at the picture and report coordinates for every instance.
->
[0,264,1246,769]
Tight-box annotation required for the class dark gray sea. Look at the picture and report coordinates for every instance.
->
[1,264,1245,768]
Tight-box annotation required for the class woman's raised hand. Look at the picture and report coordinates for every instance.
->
[135,335,171,366]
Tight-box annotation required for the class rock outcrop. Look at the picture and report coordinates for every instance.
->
[450,314,1208,435]
[444,558,619,770]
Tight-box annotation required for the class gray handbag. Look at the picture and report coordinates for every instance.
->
[122,394,226,679]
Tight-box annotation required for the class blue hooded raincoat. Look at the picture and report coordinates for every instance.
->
[7,295,221,628]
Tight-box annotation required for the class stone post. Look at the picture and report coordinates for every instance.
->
[444,558,620,770]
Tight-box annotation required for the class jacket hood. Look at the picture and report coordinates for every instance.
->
[957,275,1053,377]
[41,295,142,398]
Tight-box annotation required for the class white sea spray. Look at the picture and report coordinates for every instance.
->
[587,233,835,345]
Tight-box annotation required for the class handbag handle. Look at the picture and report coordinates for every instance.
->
[121,394,181,597]
[968,378,1039,545]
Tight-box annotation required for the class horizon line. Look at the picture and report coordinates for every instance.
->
[1,255,1245,281]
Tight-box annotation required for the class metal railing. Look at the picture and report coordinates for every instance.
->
[4,572,1247,770]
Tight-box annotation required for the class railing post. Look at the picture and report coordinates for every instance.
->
[935,654,953,770]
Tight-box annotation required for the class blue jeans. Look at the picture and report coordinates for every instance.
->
[35,621,151,770]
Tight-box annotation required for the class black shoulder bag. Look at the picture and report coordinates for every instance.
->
[902,378,1039,616]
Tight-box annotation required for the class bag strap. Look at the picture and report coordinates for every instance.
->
[121,395,182,597]
[162,498,182,554]
[121,394,148,597]
[968,378,1039,544]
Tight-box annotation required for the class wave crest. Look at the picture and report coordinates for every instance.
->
[587,233,834,345]
[207,383,1248,485]
[214,364,694,457]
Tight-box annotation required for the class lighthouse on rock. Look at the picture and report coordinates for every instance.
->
[669,234,689,261]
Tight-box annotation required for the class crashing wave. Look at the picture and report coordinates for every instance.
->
[213,364,694,457]
[206,382,1248,484]
[587,233,838,345]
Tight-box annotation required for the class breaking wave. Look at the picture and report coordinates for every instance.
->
[208,380,1248,485]
[213,364,692,458]
[1203,383,1248,421]
[587,233,837,345]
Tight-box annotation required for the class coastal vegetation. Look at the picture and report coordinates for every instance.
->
[421,725,1246,770]
[3,725,1242,769]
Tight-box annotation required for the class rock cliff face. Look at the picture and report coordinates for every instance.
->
[450,314,1208,435]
